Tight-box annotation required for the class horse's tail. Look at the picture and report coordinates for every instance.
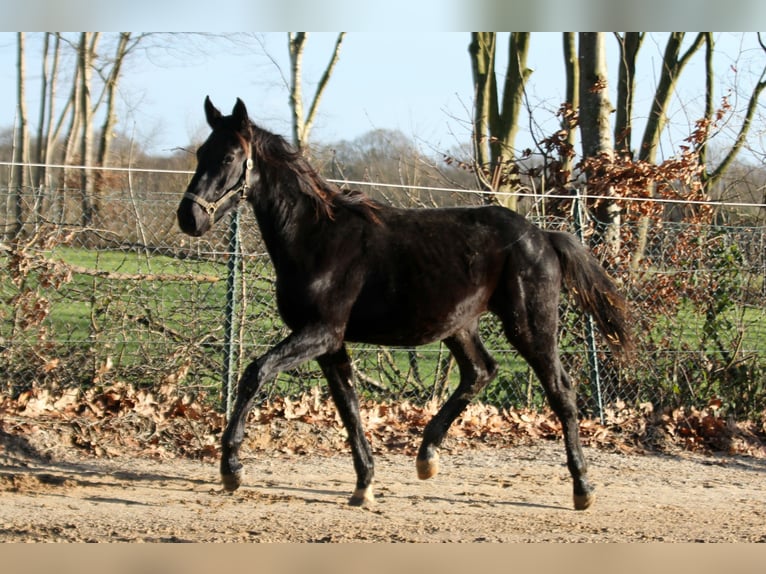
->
[547,231,634,357]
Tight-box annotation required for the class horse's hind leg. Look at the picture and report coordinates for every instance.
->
[498,293,595,510]
[317,347,375,506]
[416,327,498,480]
[535,357,594,510]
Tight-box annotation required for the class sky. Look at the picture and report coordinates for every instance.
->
[1,32,765,161]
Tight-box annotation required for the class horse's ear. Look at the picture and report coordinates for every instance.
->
[204,96,223,129]
[232,98,250,132]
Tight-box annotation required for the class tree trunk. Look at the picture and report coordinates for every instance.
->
[697,33,716,174]
[614,32,643,156]
[35,33,50,189]
[630,33,705,273]
[62,59,82,201]
[78,32,99,229]
[561,32,579,182]
[13,33,30,237]
[44,34,62,222]
[639,33,705,163]
[469,32,496,201]
[288,32,307,149]
[95,32,132,214]
[496,32,531,210]
[578,32,620,256]
[469,32,532,210]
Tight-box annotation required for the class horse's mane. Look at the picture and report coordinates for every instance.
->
[250,124,381,224]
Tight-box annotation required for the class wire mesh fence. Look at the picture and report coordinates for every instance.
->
[2,164,765,420]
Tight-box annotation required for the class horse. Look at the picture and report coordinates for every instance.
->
[177,97,633,511]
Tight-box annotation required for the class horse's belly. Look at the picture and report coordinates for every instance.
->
[344,287,490,346]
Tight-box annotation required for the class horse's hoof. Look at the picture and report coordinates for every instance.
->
[416,452,439,480]
[348,486,375,507]
[573,491,595,510]
[221,470,243,492]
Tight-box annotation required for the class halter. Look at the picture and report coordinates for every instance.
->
[183,148,255,219]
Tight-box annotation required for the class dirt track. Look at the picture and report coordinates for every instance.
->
[2,434,765,542]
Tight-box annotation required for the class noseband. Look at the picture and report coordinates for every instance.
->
[183,148,256,218]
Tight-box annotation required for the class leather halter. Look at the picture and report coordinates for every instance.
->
[183,149,255,218]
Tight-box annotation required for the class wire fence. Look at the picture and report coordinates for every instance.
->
[2,163,765,420]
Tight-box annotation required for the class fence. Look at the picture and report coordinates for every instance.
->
[2,163,765,420]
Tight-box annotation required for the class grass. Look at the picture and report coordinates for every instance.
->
[47,247,229,340]
[649,299,765,354]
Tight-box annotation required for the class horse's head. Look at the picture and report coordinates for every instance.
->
[177,97,257,237]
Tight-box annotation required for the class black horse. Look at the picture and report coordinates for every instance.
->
[177,97,632,510]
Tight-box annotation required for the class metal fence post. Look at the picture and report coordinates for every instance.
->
[572,190,605,423]
[222,208,241,417]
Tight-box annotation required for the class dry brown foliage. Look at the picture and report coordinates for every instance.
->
[2,383,764,463]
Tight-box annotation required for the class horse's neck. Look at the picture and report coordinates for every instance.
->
[250,179,318,269]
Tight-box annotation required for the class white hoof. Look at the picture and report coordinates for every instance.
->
[349,486,375,507]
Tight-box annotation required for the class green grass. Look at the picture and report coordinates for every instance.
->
[47,247,229,340]
[649,299,765,353]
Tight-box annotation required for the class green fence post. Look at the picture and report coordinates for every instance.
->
[222,207,241,417]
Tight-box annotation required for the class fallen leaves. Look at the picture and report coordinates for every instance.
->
[1,382,225,461]
[1,383,765,461]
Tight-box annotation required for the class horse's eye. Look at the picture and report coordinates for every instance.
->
[223,154,235,165]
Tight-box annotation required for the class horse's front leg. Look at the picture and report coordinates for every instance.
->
[220,359,262,491]
[220,328,341,492]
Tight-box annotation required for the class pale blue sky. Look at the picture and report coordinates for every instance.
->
[2,32,764,161]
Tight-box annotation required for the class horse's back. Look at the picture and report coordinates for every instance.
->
[343,204,544,345]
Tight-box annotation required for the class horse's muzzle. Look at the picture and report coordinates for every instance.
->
[176,199,210,237]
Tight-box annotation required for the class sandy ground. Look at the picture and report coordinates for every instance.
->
[2,432,765,542]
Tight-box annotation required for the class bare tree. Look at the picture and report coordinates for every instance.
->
[96,33,131,177]
[578,32,620,255]
[288,32,345,150]
[640,33,706,164]
[469,32,532,209]
[78,32,99,228]
[627,33,704,271]
[34,33,51,188]
[613,32,644,155]
[701,33,766,190]
[561,32,579,181]
[12,33,30,237]
[93,33,153,214]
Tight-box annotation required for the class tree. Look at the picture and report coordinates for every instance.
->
[639,33,706,165]
[560,32,579,182]
[613,32,644,155]
[699,33,766,190]
[578,32,620,256]
[93,33,152,212]
[78,32,98,228]
[33,33,66,189]
[11,33,154,229]
[469,32,532,209]
[12,32,30,237]
[288,32,345,150]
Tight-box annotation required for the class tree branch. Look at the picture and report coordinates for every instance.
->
[302,32,346,149]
